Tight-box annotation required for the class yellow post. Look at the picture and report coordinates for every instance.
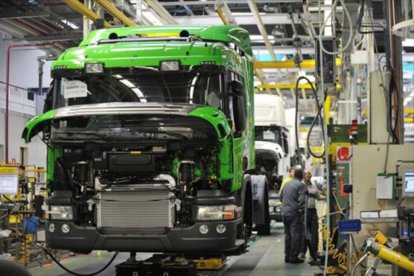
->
[64,0,112,27]
[324,95,332,125]
[95,0,137,27]
[375,244,414,273]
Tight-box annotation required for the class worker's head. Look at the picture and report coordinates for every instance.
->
[288,167,296,177]
[304,169,312,181]
[294,166,304,181]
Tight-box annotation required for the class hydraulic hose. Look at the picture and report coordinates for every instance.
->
[294,76,326,160]
[38,245,119,276]
[351,253,369,276]
[294,77,301,165]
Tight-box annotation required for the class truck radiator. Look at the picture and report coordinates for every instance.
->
[97,184,175,229]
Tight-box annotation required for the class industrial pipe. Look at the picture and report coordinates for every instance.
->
[95,0,137,27]
[5,43,54,163]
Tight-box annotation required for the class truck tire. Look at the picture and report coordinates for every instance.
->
[256,187,270,235]
[251,175,271,236]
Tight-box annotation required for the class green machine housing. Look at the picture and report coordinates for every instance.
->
[22,25,263,255]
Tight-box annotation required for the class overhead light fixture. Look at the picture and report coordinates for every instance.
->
[60,19,79,30]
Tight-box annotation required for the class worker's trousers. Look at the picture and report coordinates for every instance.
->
[301,208,319,260]
[283,214,303,260]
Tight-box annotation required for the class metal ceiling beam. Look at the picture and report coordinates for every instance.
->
[2,19,43,37]
[95,0,137,26]
[247,1,276,60]
[0,12,49,19]
[25,18,61,33]
[248,0,284,97]
[161,0,303,6]
[64,0,111,28]
[0,20,29,37]
[212,0,273,95]
[215,0,237,25]
[11,33,83,42]
[174,13,319,26]
[146,0,177,24]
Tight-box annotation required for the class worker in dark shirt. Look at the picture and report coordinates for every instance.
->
[280,167,306,264]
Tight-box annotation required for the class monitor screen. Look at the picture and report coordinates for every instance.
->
[0,174,18,194]
[403,170,414,197]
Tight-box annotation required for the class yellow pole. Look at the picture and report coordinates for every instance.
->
[376,244,414,273]
[64,0,111,28]
[256,83,342,90]
[253,58,342,69]
[95,0,137,27]
[324,95,331,124]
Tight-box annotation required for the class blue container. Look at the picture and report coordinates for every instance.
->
[23,216,38,234]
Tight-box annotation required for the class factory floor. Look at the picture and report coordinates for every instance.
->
[28,222,323,276]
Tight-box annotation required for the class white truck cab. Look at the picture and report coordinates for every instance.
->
[254,94,291,182]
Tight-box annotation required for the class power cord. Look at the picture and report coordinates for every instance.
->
[37,244,119,276]
[318,0,354,55]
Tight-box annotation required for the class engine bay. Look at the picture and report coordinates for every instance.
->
[47,114,227,231]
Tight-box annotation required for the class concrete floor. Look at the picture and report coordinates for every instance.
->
[28,222,323,276]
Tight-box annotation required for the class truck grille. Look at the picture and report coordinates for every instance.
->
[97,184,175,229]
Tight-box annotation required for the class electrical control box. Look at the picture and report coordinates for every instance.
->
[316,38,336,88]
[402,170,414,197]
[376,174,395,199]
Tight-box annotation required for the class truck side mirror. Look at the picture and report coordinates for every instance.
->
[230,80,243,96]
[229,80,246,136]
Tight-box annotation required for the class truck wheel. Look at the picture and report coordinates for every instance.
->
[256,188,270,235]
[251,175,271,236]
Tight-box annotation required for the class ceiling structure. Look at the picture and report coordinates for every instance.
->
[0,0,412,115]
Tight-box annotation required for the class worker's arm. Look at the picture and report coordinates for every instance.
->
[315,189,326,201]
[279,188,284,203]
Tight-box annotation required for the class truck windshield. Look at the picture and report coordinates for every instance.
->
[54,67,224,110]
[255,126,281,144]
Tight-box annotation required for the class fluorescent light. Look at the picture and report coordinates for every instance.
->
[60,19,79,30]
[402,39,414,47]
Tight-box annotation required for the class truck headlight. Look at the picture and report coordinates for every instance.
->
[160,61,180,71]
[197,204,237,221]
[85,62,104,73]
[49,206,73,220]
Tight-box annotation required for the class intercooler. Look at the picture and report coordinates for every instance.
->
[96,184,175,229]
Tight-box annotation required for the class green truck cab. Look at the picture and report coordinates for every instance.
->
[22,25,265,255]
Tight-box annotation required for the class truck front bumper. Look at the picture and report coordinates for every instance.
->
[46,219,242,255]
